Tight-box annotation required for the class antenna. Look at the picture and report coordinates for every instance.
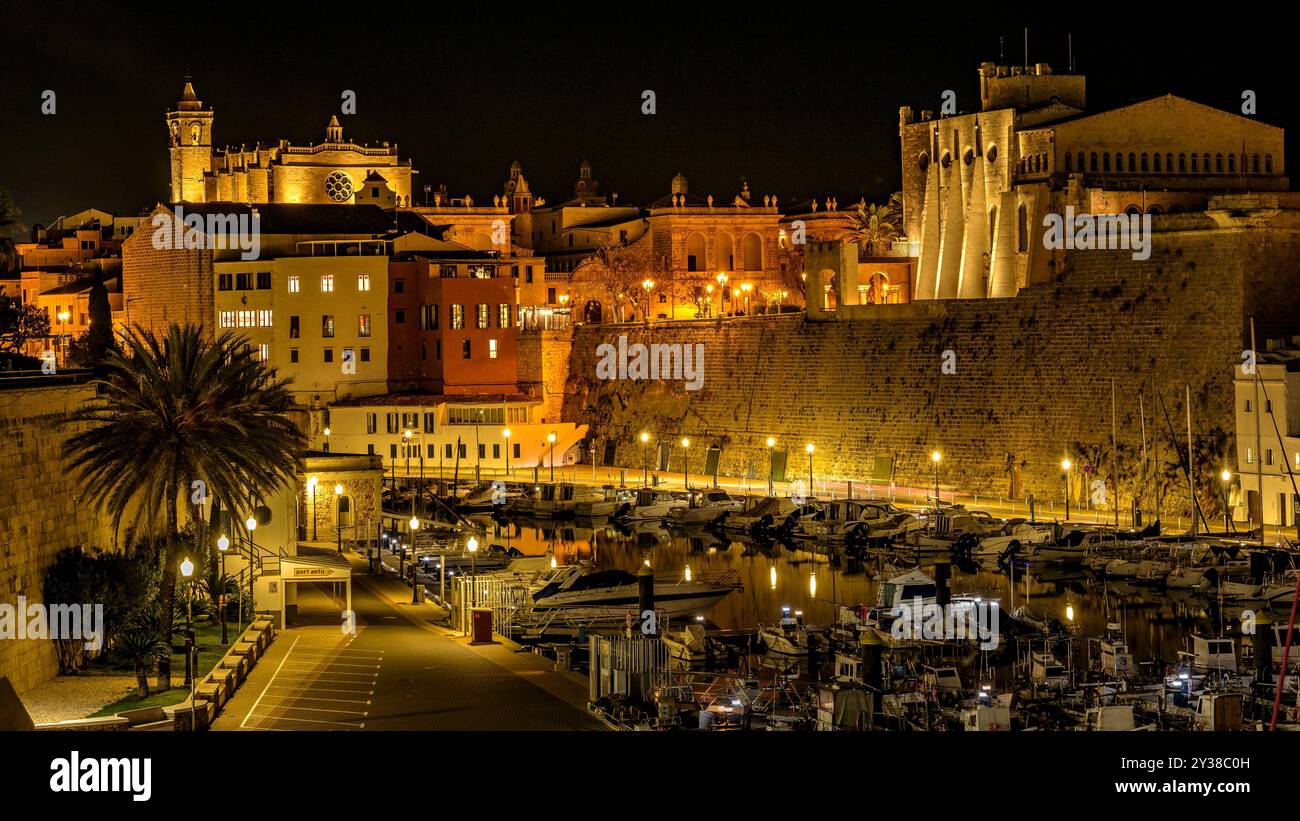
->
[1068,33,1074,73]
[1023,27,1028,71]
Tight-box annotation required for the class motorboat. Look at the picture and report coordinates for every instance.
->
[758,623,811,656]
[1030,651,1070,689]
[528,482,623,518]
[795,500,924,543]
[573,486,629,518]
[717,496,814,536]
[665,489,744,526]
[457,482,519,511]
[614,488,688,521]
[530,565,739,616]
[970,520,1056,559]
[662,622,710,665]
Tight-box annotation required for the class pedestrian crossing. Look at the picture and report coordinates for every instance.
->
[240,635,383,730]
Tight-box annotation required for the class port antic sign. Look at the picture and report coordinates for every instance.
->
[0,731,1281,806]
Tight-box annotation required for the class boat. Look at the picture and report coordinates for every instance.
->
[529,566,739,617]
[661,622,710,665]
[528,482,624,518]
[573,486,629,518]
[758,624,810,656]
[614,488,688,521]
[664,489,744,526]
[796,500,924,544]
[457,482,519,511]
[1030,651,1070,689]
[717,496,817,537]
[971,520,1056,559]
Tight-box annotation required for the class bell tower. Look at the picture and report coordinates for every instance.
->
[166,80,213,202]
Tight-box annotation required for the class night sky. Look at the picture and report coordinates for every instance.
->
[1,5,1294,228]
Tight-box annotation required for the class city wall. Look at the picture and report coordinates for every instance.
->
[560,211,1300,516]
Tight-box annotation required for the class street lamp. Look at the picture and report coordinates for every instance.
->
[242,518,255,633]
[642,279,654,324]
[805,443,815,497]
[307,475,318,541]
[323,426,331,453]
[179,557,197,729]
[547,432,557,483]
[1061,458,1072,522]
[741,282,752,316]
[503,428,512,477]
[640,432,650,486]
[931,451,942,513]
[716,272,729,315]
[681,437,691,490]
[766,437,777,496]
[468,536,478,577]
[1220,469,1232,532]
[334,483,344,554]
[216,535,230,644]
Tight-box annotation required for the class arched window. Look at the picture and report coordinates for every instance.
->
[686,232,706,272]
[1103,153,1111,172]
[1252,154,1261,173]
[1077,152,1085,172]
[1147,205,1163,215]
[741,232,763,271]
[1179,153,1187,172]
[1266,154,1274,173]
[1090,152,1098,171]
[1166,153,1174,172]
[1191,154,1199,172]
[714,233,734,271]
[1141,153,1149,172]
[1153,153,1161,173]
[1064,153,1073,172]
[1124,205,1141,216]
[1017,202,1028,252]
[1213,153,1221,172]
[918,151,930,171]
[1228,154,1236,173]
[1114,153,1123,172]
[1128,153,1136,172]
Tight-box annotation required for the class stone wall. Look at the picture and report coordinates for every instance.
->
[0,382,116,694]
[520,329,572,425]
[560,214,1300,517]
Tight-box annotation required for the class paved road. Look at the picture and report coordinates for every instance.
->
[215,571,602,731]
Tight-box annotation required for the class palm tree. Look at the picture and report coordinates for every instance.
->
[63,324,304,689]
[116,612,170,699]
[839,192,903,256]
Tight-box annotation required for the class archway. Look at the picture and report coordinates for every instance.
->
[583,299,603,324]
[742,232,763,271]
[714,233,734,271]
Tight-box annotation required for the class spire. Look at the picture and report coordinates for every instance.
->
[326,115,343,143]
[177,80,203,111]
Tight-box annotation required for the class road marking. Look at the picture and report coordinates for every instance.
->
[240,634,301,730]
[258,694,370,705]
[246,713,363,728]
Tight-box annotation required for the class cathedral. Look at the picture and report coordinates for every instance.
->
[166,81,414,206]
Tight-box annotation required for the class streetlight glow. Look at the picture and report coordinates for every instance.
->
[931,451,941,463]
[180,557,194,578]
[334,483,343,495]
[766,437,775,448]
[1061,458,1072,471]
[245,516,256,531]
[409,515,420,531]
[1221,469,1232,482]
[217,535,229,552]
[640,431,649,443]
[467,537,478,553]
[805,442,814,454]
[681,437,690,448]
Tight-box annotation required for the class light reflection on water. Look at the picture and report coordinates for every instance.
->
[474,516,1222,663]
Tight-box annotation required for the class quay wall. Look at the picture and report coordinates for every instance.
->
[559,215,1300,517]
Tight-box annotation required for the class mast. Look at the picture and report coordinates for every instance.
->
[1112,377,1119,527]
[1139,391,1149,525]
[1252,317,1264,544]
[1187,385,1197,537]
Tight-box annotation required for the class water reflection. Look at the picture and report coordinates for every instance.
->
[470,515,1219,661]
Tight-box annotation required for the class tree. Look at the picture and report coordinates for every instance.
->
[586,240,671,322]
[62,324,305,689]
[0,295,50,355]
[839,192,903,256]
[0,190,20,277]
[116,610,169,699]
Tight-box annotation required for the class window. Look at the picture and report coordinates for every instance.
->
[357,273,371,292]
[236,272,253,290]
[394,309,405,324]
[1246,448,1254,465]
[257,271,271,290]
[358,314,372,337]
[498,304,511,328]
[322,315,335,338]
[547,287,556,304]
[478,443,486,459]
[289,348,299,363]
[489,339,498,359]
[343,347,355,367]
[1267,449,1275,466]
[525,266,534,283]
[427,444,436,459]
[435,339,441,360]
[1246,399,1252,412]
[393,279,405,294]
[386,413,398,434]
[323,348,334,363]
[321,274,335,293]
[219,310,235,328]
[258,309,273,327]
[390,444,398,459]
[458,443,467,459]
[218,273,233,291]
[513,443,521,459]
[257,343,269,362]
[289,315,300,338]
[360,347,370,362]
[462,339,471,359]
[476,304,489,329]
[493,443,500,459]
[288,275,300,293]
[450,304,464,329]
[421,304,439,330]
[445,443,453,459]
[367,443,375,456]
[366,413,377,434]
[237,310,256,328]
[1266,399,1273,413]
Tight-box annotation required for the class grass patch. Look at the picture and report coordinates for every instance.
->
[87,617,242,718]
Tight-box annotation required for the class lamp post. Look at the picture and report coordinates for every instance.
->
[323,426,331,453]
[547,432,557,483]
[681,437,691,490]
[1062,458,1072,522]
[404,428,412,497]
[503,428,512,477]
[642,278,654,325]
[242,517,255,634]
[409,514,420,600]
[1220,469,1232,533]
[766,437,776,497]
[334,483,344,554]
[467,536,479,616]
[741,282,752,316]
[931,451,942,514]
[179,556,196,730]
[640,432,650,486]
[805,443,815,498]
[216,534,230,644]
[716,273,728,316]
[56,309,70,368]
[706,283,715,318]
[307,475,318,541]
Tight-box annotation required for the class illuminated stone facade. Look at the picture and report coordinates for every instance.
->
[167,82,413,206]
